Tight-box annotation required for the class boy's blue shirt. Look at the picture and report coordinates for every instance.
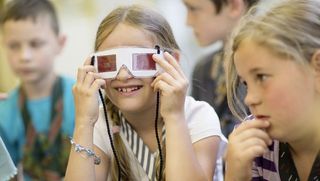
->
[0,76,75,165]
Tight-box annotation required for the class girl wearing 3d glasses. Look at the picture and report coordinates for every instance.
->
[65,5,226,181]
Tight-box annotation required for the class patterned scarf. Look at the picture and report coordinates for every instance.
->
[19,76,70,180]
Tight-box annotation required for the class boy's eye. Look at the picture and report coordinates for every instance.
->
[30,40,45,48]
[7,43,20,51]
[186,5,199,12]
[188,7,196,11]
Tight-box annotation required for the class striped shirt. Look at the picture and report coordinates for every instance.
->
[253,140,281,181]
[252,140,320,181]
[94,96,227,181]
[119,113,165,180]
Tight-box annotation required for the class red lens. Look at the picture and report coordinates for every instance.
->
[97,55,116,72]
[132,53,156,70]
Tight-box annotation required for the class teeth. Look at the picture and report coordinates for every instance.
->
[117,87,140,93]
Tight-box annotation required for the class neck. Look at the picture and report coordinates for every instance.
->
[21,73,57,100]
[122,104,162,134]
[288,122,320,157]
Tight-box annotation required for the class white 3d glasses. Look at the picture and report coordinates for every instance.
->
[91,47,163,79]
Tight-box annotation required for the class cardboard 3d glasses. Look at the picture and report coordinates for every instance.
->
[91,47,163,79]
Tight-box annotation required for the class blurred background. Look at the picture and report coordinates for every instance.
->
[0,0,276,94]
[0,0,218,94]
[52,0,217,89]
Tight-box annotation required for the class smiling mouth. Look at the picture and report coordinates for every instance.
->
[116,86,142,93]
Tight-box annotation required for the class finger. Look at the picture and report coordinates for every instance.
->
[152,72,188,94]
[82,72,96,89]
[152,72,176,87]
[152,79,174,94]
[83,56,94,66]
[241,144,269,161]
[76,65,96,84]
[231,127,272,146]
[236,136,270,151]
[153,54,181,79]
[163,52,185,77]
[91,79,107,92]
[234,119,270,133]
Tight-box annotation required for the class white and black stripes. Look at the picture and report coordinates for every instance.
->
[120,114,165,181]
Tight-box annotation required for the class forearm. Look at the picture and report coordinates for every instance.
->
[164,114,207,181]
[65,122,96,181]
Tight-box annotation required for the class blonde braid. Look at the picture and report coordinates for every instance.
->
[154,141,166,181]
[106,100,135,180]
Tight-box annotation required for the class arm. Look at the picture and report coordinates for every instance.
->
[224,120,271,181]
[152,52,219,180]
[65,58,108,181]
[166,118,220,181]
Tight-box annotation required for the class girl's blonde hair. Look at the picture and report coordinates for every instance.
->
[94,5,179,180]
[225,0,320,120]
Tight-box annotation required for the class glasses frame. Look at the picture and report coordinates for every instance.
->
[91,47,163,79]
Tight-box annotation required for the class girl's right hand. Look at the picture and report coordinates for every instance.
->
[225,119,272,181]
[72,58,106,127]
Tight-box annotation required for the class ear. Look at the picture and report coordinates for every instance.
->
[56,34,67,54]
[311,49,320,92]
[226,0,246,18]
[311,49,320,72]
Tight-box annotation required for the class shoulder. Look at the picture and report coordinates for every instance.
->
[184,96,219,122]
[184,96,225,140]
[60,75,76,133]
[0,88,19,117]
[184,96,228,157]
[60,75,76,100]
[60,75,76,89]
[192,48,223,76]
[0,88,23,142]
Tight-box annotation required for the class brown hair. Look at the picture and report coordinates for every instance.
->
[94,5,179,180]
[1,0,60,35]
[210,0,259,14]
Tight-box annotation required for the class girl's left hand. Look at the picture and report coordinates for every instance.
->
[151,52,189,119]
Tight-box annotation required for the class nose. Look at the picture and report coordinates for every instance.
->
[115,65,134,81]
[19,47,32,63]
[244,87,261,109]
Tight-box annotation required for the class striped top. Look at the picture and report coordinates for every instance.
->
[252,140,281,181]
[252,140,320,181]
[93,96,227,181]
[119,113,165,181]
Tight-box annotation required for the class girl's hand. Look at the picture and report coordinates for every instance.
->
[225,119,272,181]
[72,57,106,127]
[151,52,189,120]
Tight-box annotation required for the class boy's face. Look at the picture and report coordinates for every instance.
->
[2,16,64,84]
[183,0,234,46]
